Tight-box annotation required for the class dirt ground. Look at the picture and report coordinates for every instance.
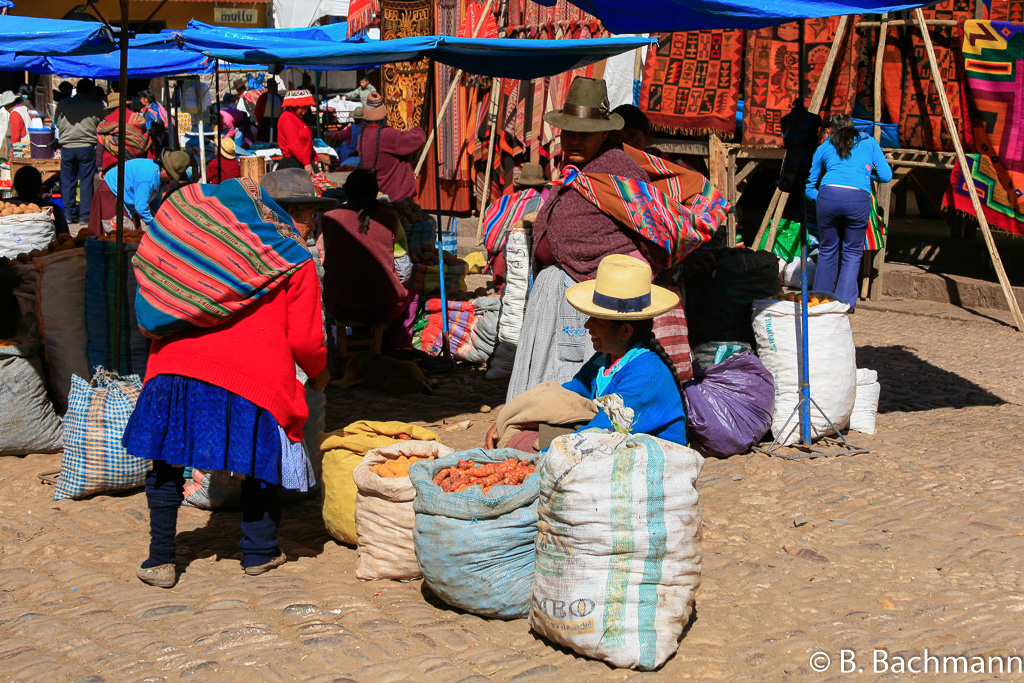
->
[2,302,1024,682]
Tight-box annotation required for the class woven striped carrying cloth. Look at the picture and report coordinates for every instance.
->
[482,187,544,257]
[97,112,150,164]
[552,146,729,267]
[132,177,311,338]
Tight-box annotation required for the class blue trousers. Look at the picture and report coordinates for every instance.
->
[143,459,281,569]
[812,185,870,307]
[60,145,96,224]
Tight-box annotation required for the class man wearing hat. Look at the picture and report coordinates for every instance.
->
[488,254,687,450]
[206,137,241,184]
[482,162,549,285]
[89,150,195,235]
[0,91,16,159]
[357,91,426,202]
[508,76,665,401]
[54,78,105,227]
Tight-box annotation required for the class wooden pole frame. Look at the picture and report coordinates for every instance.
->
[475,78,502,244]
[752,14,851,252]
[913,8,1024,330]
[414,0,495,176]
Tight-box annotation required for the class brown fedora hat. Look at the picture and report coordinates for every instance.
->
[515,162,547,188]
[543,77,623,133]
[260,168,338,210]
[161,149,196,184]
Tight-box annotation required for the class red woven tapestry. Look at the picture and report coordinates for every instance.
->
[988,0,1024,21]
[743,18,861,146]
[880,0,973,151]
[639,30,745,137]
[381,0,432,130]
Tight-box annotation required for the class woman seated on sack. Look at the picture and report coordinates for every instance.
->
[506,77,669,401]
[123,170,335,589]
[487,255,687,451]
[320,169,412,333]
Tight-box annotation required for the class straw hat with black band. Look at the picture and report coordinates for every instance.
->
[543,77,623,133]
[565,254,678,321]
[105,92,121,110]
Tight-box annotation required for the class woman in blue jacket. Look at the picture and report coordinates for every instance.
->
[487,254,687,449]
[806,114,893,309]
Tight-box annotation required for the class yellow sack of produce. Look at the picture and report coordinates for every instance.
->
[321,420,440,545]
[464,251,487,275]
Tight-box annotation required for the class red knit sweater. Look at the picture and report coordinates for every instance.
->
[277,109,314,165]
[144,260,327,441]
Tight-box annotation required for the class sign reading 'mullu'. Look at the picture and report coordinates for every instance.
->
[213,7,258,24]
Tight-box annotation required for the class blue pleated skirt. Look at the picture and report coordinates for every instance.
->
[123,374,285,486]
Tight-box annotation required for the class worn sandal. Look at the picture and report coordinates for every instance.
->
[136,563,177,588]
[244,553,287,576]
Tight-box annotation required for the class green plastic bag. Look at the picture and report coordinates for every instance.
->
[757,218,802,263]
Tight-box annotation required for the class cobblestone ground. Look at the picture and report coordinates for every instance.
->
[2,307,1024,682]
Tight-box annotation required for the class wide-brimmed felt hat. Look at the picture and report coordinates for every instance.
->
[352,106,364,120]
[283,89,315,108]
[0,91,16,108]
[105,92,121,110]
[566,254,679,320]
[161,149,196,184]
[543,77,623,133]
[515,162,547,188]
[219,137,236,160]
[363,91,386,122]
[232,78,247,91]
[260,168,338,210]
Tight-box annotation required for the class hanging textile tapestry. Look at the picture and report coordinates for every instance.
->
[380,0,433,130]
[943,20,1024,237]
[880,0,973,151]
[639,30,745,137]
[743,18,861,146]
[987,0,1024,21]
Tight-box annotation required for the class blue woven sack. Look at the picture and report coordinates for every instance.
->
[54,368,146,501]
[409,448,540,619]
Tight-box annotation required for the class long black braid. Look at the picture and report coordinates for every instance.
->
[623,318,686,395]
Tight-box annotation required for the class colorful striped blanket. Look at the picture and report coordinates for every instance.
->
[482,187,544,257]
[943,20,1024,237]
[132,178,311,338]
[553,147,729,266]
[97,113,150,165]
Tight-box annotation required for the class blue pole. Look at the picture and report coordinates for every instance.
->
[800,210,812,445]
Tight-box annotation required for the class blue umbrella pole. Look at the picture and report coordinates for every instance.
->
[799,211,812,446]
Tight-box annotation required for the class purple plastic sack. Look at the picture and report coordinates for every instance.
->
[683,350,774,457]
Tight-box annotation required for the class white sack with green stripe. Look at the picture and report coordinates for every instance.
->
[529,396,704,670]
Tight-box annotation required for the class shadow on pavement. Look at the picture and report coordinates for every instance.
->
[856,345,1004,413]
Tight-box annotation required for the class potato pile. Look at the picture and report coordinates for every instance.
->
[94,229,145,244]
[408,241,461,267]
[0,201,45,216]
[776,292,837,307]
[0,228,92,265]
[384,197,432,226]
[371,454,436,478]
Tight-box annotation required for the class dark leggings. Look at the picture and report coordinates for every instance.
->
[143,459,282,569]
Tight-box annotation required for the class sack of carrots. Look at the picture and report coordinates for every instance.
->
[352,440,454,581]
[409,448,541,619]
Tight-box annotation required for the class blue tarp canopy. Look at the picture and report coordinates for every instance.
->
[180,30,653,80]
[184,19,356,44]
[0,31,213,79]
[0,14,114,54]
[530,0,938,32]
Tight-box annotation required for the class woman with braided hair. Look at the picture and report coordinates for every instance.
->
[487,255,687,449]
